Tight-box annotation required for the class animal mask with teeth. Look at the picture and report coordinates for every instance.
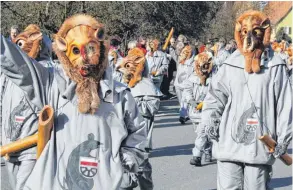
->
[194,52,213,85]
[235,10,271,73]
[53,14,107,114]
[117,48,145,88]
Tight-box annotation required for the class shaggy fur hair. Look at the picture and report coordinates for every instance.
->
[13,24,43,59]
[53,14,108,114]
[179,45,192,64]
[194,52,213,85]
[235,10,271,73]
[117,48,145,88]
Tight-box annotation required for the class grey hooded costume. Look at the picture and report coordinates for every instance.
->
[1,35,53,190]
[182,74,212,157]
[108,50,124,83]
[146,50,169,89]
[200,49,292,189]
[126,76,162,190]
[174,55,195,119]
[1,36,148,190]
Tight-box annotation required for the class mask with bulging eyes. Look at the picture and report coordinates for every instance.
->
[52,14,107,114]
[194,52,213,85]
[13,24,43,59]
[235,10,271,73]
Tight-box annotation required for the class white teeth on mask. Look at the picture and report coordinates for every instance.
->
[248,37,254,52]
[243,37,248,52]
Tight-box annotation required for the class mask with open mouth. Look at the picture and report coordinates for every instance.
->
[235,10,271,73]
[194,52,213,85]
[13,24,43,59]
[117,48,145,88]
[52,14,107,114]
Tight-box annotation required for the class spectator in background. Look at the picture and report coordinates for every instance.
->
[8,25,19,42]
[229,39,237,53]
[137,36,147,55]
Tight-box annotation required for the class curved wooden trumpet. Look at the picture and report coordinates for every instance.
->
[1,105,54,159]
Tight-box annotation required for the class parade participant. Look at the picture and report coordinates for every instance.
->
[1,24,53,190]
[137,36,147,55]
[201,10,292,189]
[1,14,148,190]
[174,45,195,124]
[146,38,169,90]
[182,52,214,166]
[212,37,231,72]
[108,37,124,82]
[13,24,53,68]
[8,25,19,42]
[117,47,162,190]
[160,37,177,100]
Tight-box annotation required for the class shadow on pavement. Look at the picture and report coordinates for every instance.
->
[270,177,292,189]
[150,144,193,158]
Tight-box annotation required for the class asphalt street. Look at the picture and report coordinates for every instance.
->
[1,97,292,190]
[149,98,292,190]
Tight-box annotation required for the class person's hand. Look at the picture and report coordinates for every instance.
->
[196,102,203,110]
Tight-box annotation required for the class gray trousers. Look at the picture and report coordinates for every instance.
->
[175,86,188,118]
[5,159,36,190]
[192,122,212,157]
[217,161,273,190]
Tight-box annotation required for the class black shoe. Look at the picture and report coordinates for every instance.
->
[190,156,202,166]
[179,117,186,124]
[205,153,212,162]
[186,117,190,122]
[160,94,170,100]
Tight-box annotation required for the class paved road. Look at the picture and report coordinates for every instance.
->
[1,97,292,190]
[149,98,292,190]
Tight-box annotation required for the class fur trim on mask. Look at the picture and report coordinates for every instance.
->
[53,14,108,114]
[235,10,271,73]
[194,52,213,85]
[117,48,145,88]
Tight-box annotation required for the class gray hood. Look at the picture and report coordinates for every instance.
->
[36,34,52,62]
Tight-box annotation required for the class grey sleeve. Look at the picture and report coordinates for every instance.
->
[0,35,52,110]
[120,90,148,173]
[157,53,169,75]
[201,66,229,140]
[273,65,292,156]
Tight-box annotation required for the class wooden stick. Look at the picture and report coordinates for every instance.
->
[162,27,174,51]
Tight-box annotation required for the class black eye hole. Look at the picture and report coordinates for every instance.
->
[125,63,130,68]
[243,30,247,34]
[72,47,80,55]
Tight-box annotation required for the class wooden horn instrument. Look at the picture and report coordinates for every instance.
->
[1,105,54,159]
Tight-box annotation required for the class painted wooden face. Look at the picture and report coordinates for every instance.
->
[235,11,270,53]
[117,48,145,84]
[13,24,43,59]
[55,25,105,77]
[194,52,213,76]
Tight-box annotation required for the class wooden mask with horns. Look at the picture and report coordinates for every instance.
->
[234,10,271,73]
